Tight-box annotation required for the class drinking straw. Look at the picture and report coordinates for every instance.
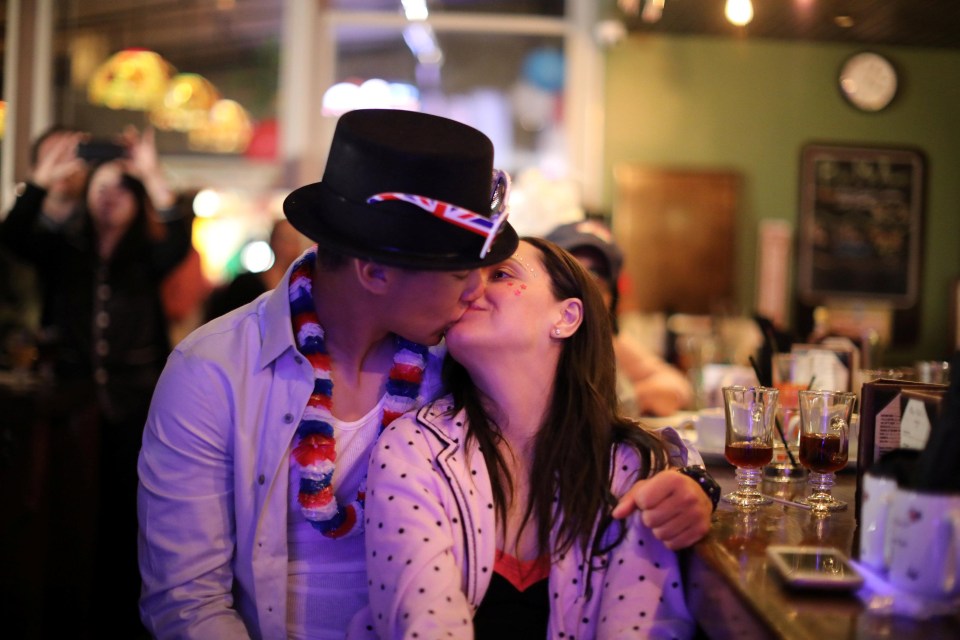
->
[749,355,799,466]
[760,493,811,510]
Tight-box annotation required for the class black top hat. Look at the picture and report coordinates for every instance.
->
[283,109,519,270]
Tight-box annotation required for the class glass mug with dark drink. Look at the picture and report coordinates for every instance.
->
[796,389,857,514]
[722,385,779,510]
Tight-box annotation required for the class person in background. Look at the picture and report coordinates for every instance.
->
[1,127,90,351]
[0,126,190,638]
[159,191,215,346]
[203,218,310,321]
[25,125,90,227]
[136,109,713,639]
[547,219,694,416]
[349,238,708,638]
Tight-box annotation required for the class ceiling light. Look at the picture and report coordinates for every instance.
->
[401,0,428,21]
[725,0,754,27]
[834,15,855,28]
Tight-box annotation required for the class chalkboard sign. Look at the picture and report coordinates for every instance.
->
[797,144,925,308]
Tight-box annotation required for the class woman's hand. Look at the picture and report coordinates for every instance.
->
[612,468,713,550]
[120,126,175,210]
[121,125,160,177]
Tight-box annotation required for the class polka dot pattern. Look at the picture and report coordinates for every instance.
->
[345,397,695,639]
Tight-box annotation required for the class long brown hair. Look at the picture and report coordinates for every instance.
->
[443,236,669,558]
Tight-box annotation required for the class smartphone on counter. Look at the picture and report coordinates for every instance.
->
[766,545,863,591]
[76,140,127,162]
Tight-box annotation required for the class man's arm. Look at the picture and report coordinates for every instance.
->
[612,425,720,550]
[138,350,251,639]
[612,468,716,550]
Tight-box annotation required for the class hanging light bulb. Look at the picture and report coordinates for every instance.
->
[725,0,754,26]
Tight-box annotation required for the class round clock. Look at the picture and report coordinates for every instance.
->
[838,52,899,112]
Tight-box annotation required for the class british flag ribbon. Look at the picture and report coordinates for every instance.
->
[366,192,495,237]
[366,170,510,259]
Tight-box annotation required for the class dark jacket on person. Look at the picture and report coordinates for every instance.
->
[0,182,190,422]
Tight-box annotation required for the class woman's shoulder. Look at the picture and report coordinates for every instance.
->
[610,439,646,472]
[608,426,665,487]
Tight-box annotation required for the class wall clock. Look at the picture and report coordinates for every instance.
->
[838,52,898,112]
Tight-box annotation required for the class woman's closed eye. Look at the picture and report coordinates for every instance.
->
[491,263,529,283]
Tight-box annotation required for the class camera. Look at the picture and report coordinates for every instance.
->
[76,140,127,162]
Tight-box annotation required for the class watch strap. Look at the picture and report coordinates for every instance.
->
[677,465,722,512]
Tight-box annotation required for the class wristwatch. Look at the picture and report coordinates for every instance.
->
[678,465,722,511]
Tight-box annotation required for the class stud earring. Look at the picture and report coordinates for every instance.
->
[554,328,561,336]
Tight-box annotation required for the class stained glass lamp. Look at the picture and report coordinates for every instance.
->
[188,99,253,154]
[88,48,174,111]
[150,73,221,132]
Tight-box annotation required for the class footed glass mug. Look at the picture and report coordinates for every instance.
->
[721,385,778,510]
[796,390,856,514]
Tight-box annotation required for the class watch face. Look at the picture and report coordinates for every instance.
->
[839,52,898,112]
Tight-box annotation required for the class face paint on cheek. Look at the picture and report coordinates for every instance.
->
[514,283,527,296]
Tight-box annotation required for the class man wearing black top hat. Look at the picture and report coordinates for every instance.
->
[136,109,714,639]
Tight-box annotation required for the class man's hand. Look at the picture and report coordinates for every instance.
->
[612,469,712,550]
[30,131,85,190]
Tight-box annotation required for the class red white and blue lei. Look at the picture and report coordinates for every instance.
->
[288,248,427,538]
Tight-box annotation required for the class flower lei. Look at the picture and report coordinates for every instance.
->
[288,249,428,538]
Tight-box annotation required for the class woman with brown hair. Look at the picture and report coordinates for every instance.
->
[350,237,707,638]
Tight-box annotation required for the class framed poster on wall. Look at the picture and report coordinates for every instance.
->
[797,144,926,309]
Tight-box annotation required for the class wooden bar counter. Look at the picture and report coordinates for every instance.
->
[686,464,960,639]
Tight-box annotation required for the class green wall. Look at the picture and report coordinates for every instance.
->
[604,34,960,364]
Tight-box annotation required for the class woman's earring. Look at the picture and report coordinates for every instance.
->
[554,328,561,336]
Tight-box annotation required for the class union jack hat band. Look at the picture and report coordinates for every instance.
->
[366,170,511,259]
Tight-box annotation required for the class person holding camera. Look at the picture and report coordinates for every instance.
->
[0,126,190,638]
